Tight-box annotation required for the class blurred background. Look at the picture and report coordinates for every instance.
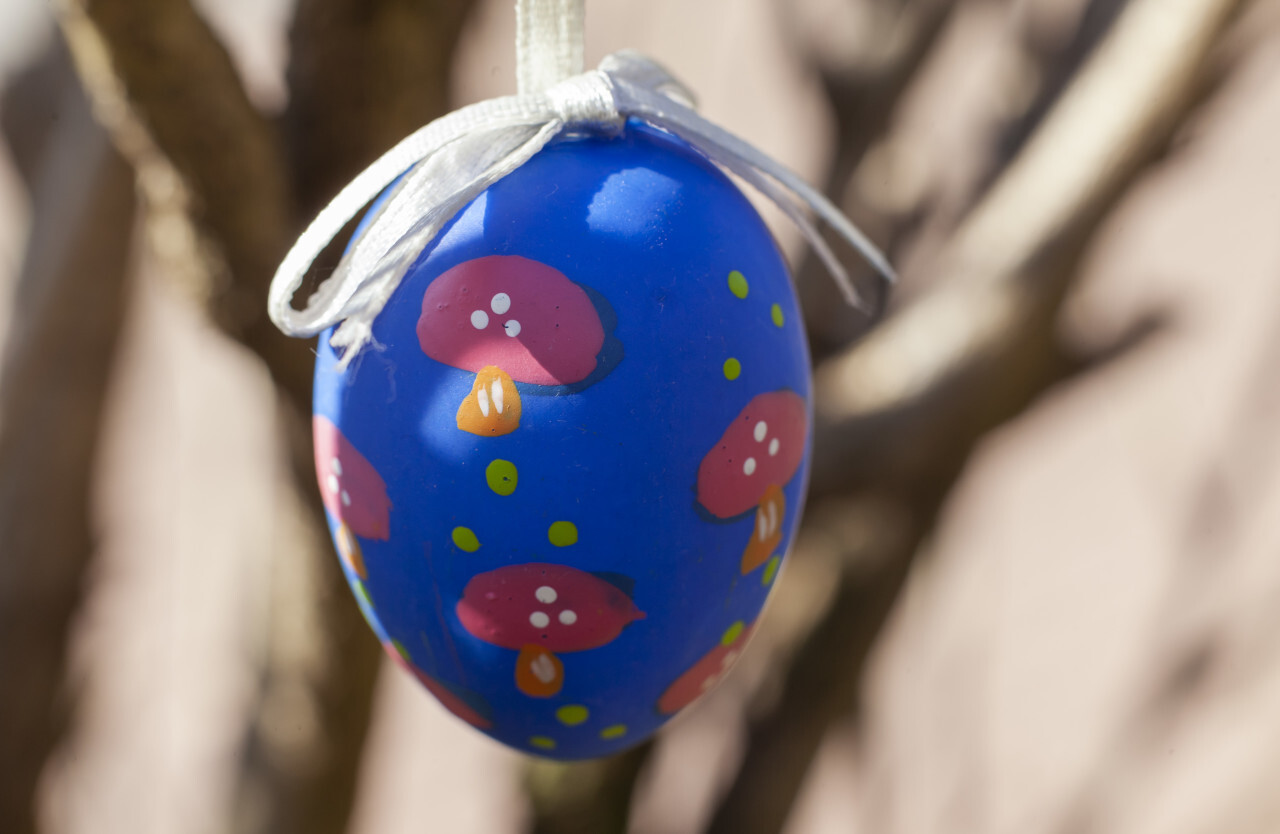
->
[3,0,1280,832]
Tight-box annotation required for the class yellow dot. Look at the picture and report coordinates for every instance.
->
[556,705,589,726]
[485,459,518,495]
[728,270,749,299]
[451,526,480,552]
[529,735,556,751]
[548,521,578,547]
[391,640,411,663]
[762,555,782,586]
[771,303,785,327]
[355,581,374,610]
[600,724,628,740]
[723,358,742,380]
[721,620,745,646]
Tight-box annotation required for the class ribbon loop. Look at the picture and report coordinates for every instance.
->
[268,52,895,366]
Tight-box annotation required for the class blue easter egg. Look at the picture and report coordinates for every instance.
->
[312,121,812,759]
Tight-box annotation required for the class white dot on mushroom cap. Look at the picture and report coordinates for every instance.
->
[340,490,351,507]
[504,319,522,337]
[470,310,489,329]
[769,438,780,456]
[754,421,767,442]
[530,611,550,629]
[559,610,577,625]
[743,457,757,476]
[490,292,511,314]
[330,457,343,475]
[535,585,557,604]
[326,474,340,494]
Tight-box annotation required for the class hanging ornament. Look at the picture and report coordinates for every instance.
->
[269,0,894,759]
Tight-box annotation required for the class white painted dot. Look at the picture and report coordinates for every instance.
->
[743,457,757,476]
[529,611,550,629]
[769,438,780,456]
[504,319,522,338]
[330,457,343,476]
[326,474,340,494]
[559,610,578,625]
[470,309,489,329]
[490,292,511,314]
[754,421,768,442]
[340,490,351,507]
[535,586,557,604]
[701,675,718,691]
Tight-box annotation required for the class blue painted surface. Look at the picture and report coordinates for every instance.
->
[314,121,812,759]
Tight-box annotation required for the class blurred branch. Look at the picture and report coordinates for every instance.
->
[286,0,474,215]
[812,0,1241,489]
[787,0,956,357]
[525,742,653,834]
[987,0,1132,190]
[52,2,475,833]
[56,0,306,401]
[0,46,135,834]
[710,0,1244,831]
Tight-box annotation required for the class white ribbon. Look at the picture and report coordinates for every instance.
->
[267,48,896,365]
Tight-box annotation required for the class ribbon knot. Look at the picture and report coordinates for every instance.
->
[267,52,895,366]
[545,70,623,129]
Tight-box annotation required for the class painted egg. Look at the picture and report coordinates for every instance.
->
[312,120,812,759]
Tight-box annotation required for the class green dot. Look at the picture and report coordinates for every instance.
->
[762,555,782,586]
[355,581,374,611]
[600,724,628,740]
[451,526,480,552]
[723,358,742,380]
[485,459,518,496]
[556,705,589,726]
[721,620,745,647]
[771,303,785,327]
[529,735,556,751]
[548,521,579,547]
[391,640,411,663]
[728,270,749,299]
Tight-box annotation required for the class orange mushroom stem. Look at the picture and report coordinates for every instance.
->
[456,365,522,436]
[740,484,785,574]
[515,644,564,697]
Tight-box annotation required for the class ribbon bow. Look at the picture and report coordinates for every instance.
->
[267,50,895,364]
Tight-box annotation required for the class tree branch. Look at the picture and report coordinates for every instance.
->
[525,742,654,834]
[286,0,475,215]
[710,0,1245,830]
[57,0,309,402]
[0,44,136,834]
[53,3,476,833]
[785,0,957,359]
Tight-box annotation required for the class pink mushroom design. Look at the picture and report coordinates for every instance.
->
[417,255,608,437]
[695,391,807,574]
[382,641,493,730]
[657,621,756,715]
[456,563,645,698]
[313,416,392,579]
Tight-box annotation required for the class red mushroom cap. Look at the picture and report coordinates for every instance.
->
[313,416,391,539]
[696,391,808,519]
[456,563,644,653]
[417,255,605,386]
[657,622,756,715]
